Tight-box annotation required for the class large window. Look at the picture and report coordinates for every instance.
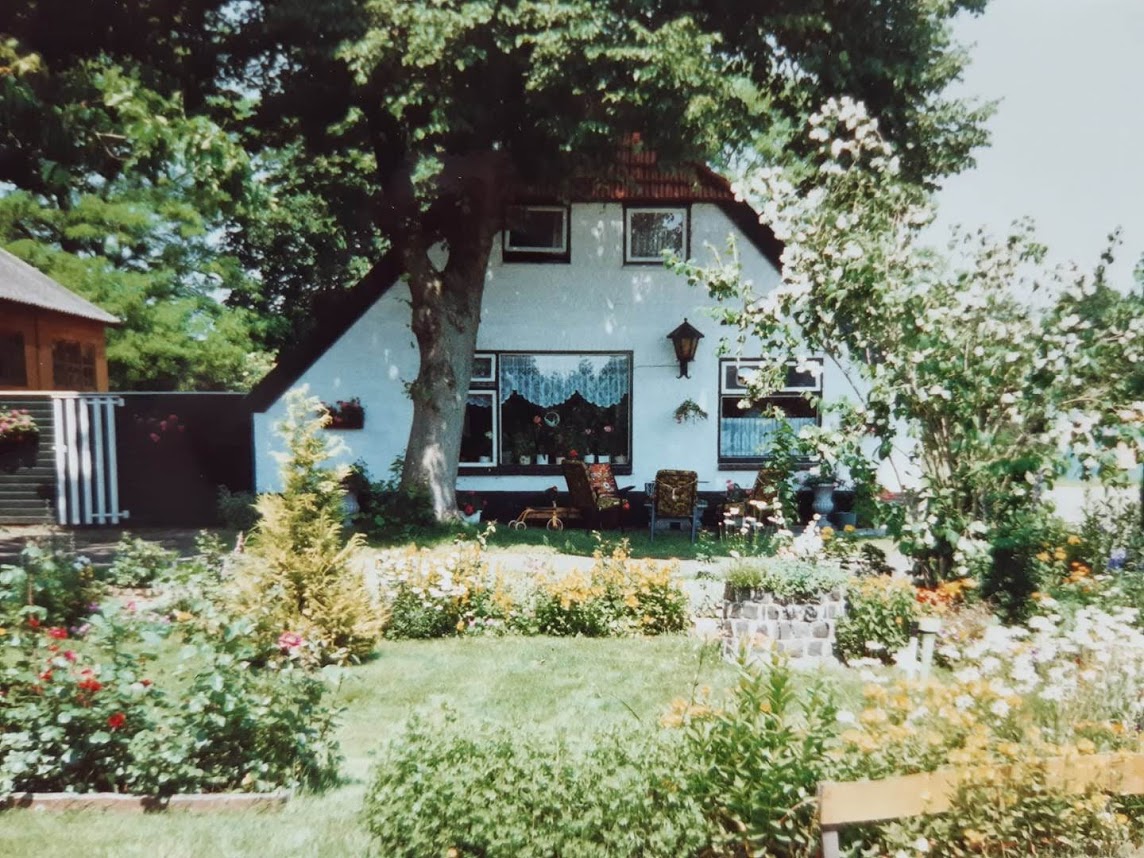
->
[624,206,688,263]
[718,358,822,466]
[51,340,96,390]
[503,205,570,262]
[0,331,27,386]
[462,351,632,470]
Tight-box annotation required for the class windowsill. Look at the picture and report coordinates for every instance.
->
[502,251,571,264]
[458,463,634,477]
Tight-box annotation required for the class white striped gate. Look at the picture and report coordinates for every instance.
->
[52,394,129,525]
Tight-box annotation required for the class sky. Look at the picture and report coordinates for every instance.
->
[934,0,1144,289]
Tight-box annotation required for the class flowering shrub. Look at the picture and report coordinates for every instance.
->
[377,537,523,639]
[833,576,918,664]
[682,95,1143,594]
[0,407,37,441]
[0,540,98,629]
[533,541,689,637]
[0,601,341,795]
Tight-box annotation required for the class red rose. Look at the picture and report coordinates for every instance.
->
[107,712,126,730]
[78,677,102,693]
[48,627,67,640]
[463,504,475,515]
[27,617,40,629]
[64,650,77,662]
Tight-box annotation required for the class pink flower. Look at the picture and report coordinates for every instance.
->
[278,631,303,650]
[603,425,614,433]
[532,415,542,425]
[149,433,160,443]
[159,421,168,431]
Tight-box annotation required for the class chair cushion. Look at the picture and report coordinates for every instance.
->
[587,464,619,498]
[597,495,622,510]
[655,469,698,518]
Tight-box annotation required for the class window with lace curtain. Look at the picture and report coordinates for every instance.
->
[718,358,823,466]
[462,351,631,469]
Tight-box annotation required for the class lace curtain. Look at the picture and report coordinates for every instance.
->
[719,416,817,458]
[499,354,630,407]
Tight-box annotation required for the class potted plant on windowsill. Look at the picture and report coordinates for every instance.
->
[673,398,708,424]
[0,408,39,472]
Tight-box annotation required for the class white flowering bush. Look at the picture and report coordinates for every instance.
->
[376,535,526,638]
[682,95,1143,601]
[939,603,1144,734]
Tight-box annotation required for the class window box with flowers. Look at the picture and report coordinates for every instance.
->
[322,397,365,430]
[0,407,40,471]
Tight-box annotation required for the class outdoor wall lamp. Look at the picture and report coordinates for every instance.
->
[667,318,704,378]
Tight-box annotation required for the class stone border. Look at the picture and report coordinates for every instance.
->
[0,791,290,813]
[723,585,846,663]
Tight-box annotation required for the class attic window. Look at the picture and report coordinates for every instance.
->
[503,205,570,262]
[625,206,688,264]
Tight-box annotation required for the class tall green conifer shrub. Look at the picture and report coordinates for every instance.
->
[237,389,383,663]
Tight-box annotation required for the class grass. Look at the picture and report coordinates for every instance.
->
[0,634,736,857]
[369,520,779,561]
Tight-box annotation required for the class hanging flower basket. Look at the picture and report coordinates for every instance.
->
[322,398,365,430]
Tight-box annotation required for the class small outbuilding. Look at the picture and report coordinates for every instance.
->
[0,248,118,392]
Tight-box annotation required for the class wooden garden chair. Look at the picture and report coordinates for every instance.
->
[561,460,632,530]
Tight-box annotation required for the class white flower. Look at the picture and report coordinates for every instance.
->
[990,699,1010,718]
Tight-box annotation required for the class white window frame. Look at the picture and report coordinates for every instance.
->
[460,390,498,467]
[503,205,569,256]
[624,206,688,263]
[471,353,496,384]
[720,359,823,395]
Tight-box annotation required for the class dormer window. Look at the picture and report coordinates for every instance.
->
[503,205,570,262]
[625,206,688,264]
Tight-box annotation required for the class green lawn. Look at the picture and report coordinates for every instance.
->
[0,635,736,857]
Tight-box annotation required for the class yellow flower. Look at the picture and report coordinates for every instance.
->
[843,524,856,533]
[1067,534,1081,545]
[0,627,6,636]
[1076,738,1096,755]
[1035,551,1050,562]
[1054,548,1067,561]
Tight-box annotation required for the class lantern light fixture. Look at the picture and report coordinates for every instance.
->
[666,318,704,378]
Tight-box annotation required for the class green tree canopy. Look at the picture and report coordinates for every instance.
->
[0,31,269,390]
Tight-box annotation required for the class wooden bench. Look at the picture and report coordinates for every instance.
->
[818,752,1144,857]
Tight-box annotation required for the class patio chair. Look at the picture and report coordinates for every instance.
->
[720,465,784,538]
[647,469,707,543]
[561,460,633,530]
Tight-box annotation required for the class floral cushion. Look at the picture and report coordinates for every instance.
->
[586,464,619,498]
[654,469,698,518]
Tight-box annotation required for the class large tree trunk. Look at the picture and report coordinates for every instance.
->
[398,223,496,520]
